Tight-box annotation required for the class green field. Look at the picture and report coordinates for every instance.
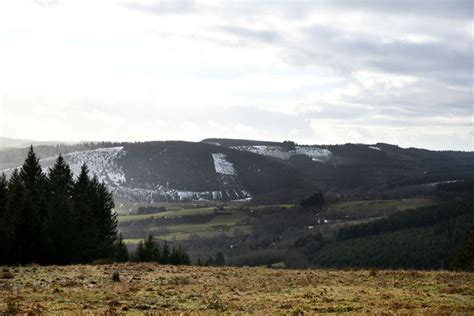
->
[118,207,217,222]
[125,225,253,242]
[324,198,434,219]
[118,198,435,243]
[120,206,254,242]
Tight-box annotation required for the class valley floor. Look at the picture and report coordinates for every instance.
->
[0,264,473,314]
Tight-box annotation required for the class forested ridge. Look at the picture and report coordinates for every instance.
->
[311,198,474,270]
[336,198,474,241]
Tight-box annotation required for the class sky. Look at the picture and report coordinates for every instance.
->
[0,0,472,150]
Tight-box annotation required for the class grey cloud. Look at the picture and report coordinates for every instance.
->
[218,25,280,43]
[122,1,318,19]
[330,0,473,20]
[122,1,473,21]
[300,24,473,85]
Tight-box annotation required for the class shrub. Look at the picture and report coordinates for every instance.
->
[112,271,120,282]
[0,268,14,279]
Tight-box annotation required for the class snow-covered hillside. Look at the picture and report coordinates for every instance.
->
[40,146,126,186]
[0,147,251,203]
[231,145,332,162]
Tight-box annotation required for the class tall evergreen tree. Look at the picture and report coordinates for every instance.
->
[15,186,46,263]
[134,240,145,262]
[3,170,23,263]
[90,176,118,259]
[161,241,170,264]
[16,146,49,263]
[72,164,98,262]
[144,235,158,261]
[19,146,48,219]
[113,233,129,263]
[130,235,190,265]
[47,155,75,264]
[170,245,191,265]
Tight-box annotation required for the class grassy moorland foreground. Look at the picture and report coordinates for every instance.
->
[0,264,473,314]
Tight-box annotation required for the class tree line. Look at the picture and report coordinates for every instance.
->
[0,146,190,265]
[131,235,190,264]
[336,198,474,241]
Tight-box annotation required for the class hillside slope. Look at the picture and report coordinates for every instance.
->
[1,138,473,203]
[0,141,312,203]
[203,138,474,194]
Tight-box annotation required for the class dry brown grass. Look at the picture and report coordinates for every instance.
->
[0,263,473,314]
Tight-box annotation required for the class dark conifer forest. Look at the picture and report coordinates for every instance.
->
[0,146,121,264]
[0,147,190,265]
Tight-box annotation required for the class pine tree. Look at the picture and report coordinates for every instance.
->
[142,234,161,262]
[47,155,75,264]
[179,246,191,265]
[134,240,145,262]
[90,176,117,259]
[3,170,23,263]
[72,164,98,262]
[16,146,50,263]
[19,146,48,219]
[15,187,46,263]
[161,241,170,264]
[170,245,190,265]
[113,233,129,262]
[170,246,179,264]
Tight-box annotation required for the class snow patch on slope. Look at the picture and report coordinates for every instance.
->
[212,153,236,175]
[211,153,251,201]
[39,146,126,186]
[294,147,332,162]
[231,145,332,162]
[369,146,382,151]
[113,186,223,203]
[233,145,291,159]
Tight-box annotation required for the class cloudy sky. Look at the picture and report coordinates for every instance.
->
[0,0,472,150]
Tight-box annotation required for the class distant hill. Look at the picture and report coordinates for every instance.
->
[0,137,67,150]
[1,138,473,203]
[203,138,474,194]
